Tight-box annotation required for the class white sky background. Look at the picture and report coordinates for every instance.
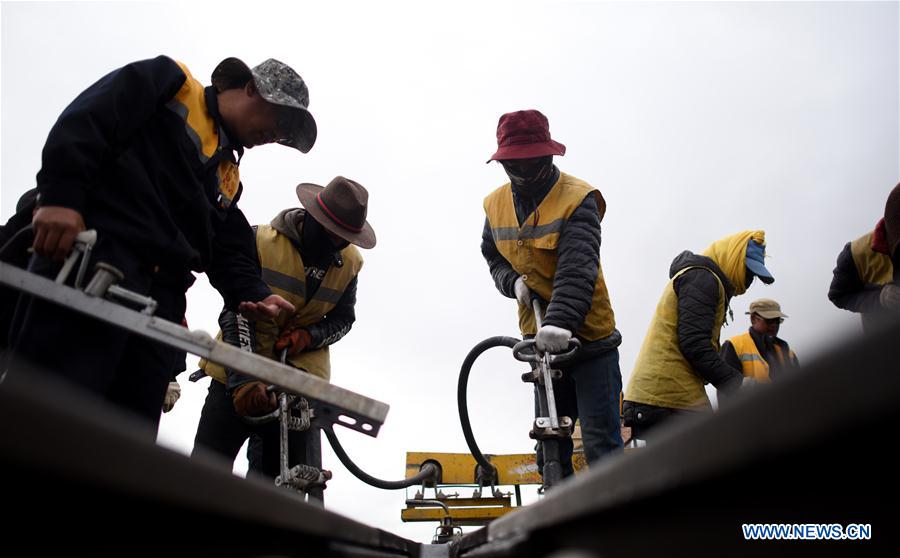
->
[2,0,898,543]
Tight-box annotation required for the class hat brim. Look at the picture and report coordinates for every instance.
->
[745,309,788,319]
[487,140,566,163]
[277,109,317,153]
[214,59,317,153]
[249,65,318,153]
[746,259,775,284]
[755,310,788,319]
[295,183,376,249]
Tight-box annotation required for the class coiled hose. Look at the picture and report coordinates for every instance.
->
[457,336,521,482]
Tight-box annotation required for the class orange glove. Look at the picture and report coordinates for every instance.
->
[275,326,312,356]
[232,381,277,417]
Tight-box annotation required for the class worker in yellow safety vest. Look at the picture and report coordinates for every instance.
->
[623,231,774,438]
[829,183,900,331]
[191,177,374,479]
[720,298,799,383]
[480,109,623,478]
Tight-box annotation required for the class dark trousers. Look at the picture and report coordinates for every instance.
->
[535,348,624,478]
[8,255,184,434]
[622,400,703,440]
[192,379,309,480]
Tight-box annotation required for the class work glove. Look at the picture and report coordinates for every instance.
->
[514,276,532,307]
[534,325,572,353]
[162,381,181,413]
[879,283,900,311]
[233,381,277,417]
[714,374,743,408]
[275,326,312,357]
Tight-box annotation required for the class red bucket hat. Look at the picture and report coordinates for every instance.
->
[487,109,566,163]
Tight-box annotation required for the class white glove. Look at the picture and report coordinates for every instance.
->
[534,325,572,353]
[741,376,757,389]
[514,276,531,307]
[880,283,900,310]
[162,381,181,413]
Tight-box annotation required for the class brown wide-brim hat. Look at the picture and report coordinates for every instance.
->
[212,57,317,153]
[296,176,376,249]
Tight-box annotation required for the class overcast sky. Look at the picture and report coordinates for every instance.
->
[2,0,898,543]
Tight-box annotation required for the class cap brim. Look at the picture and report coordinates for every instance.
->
[277,109,317,153]
[487,140,566,163]
[746,259,775,284]
[757,310,788,319]
[295,183,376,249]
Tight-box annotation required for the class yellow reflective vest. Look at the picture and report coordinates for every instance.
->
[483,172,615,340]
[201,222,363,383]
[625,266,726,410]
[728,331,796,383]
[168,61,240,209]
[850,232,893,286]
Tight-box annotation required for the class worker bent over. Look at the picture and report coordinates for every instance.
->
[624,231,774,438]
[192,177,374,480]
[8,55,315,431]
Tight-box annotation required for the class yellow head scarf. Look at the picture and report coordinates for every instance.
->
[702,230,766,296]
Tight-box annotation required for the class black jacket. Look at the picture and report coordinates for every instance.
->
[669,251,743,394]
[720,327,799,381]
[36,55,270,310]
[827,242,894,332]
[1,192,38,348]
[481,167,621,355]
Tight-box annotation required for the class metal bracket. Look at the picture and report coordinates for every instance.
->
[0,262,389,437]
[530,416,573,440]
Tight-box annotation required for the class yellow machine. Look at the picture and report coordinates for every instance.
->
[401,425,589,527]
[402,420,634,529]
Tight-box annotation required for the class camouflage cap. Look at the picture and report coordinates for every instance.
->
[211,57,317,153]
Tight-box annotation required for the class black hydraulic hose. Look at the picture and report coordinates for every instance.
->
[457,336,521,481]
[322,425,439,490]
[0,225,33,260]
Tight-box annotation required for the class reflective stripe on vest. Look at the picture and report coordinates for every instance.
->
[483,172,615,340]
[201,221,363,382]
[729,331,771,383]
[165,61,239,209]
[625,266,726,410]
[850,232,893,286]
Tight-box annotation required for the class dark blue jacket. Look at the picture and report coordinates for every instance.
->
[36,55,270,310]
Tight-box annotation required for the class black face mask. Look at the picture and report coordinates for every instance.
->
[302,215,332,259]
[745,268,755,289]
[501,156,554,196]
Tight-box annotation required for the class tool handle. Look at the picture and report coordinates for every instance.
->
[511,337,581,364]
